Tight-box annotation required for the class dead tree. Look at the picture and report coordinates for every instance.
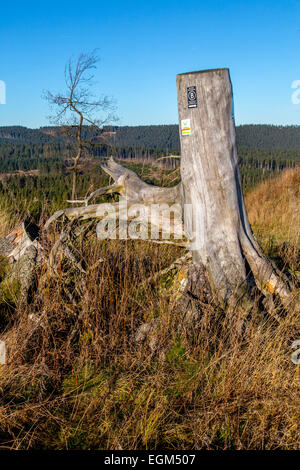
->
[43,51,117,201]
[45,68,295,309]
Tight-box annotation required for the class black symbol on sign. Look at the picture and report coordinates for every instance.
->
[187,86,197,108]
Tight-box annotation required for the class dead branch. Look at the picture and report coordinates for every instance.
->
[44,157,183,232]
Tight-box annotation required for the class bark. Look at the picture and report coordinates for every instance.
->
[176,68,290,303]
[0,222,43,301]
[0,222,40,261]
[100,158,181,204]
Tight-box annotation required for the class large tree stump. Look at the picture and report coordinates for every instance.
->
[176,68,290,304]
[45,68,293,309]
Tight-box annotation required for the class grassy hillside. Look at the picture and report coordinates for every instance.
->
[246,167,300,253]
[0,167,299,450]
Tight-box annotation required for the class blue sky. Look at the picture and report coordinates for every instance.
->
[0,0,300,128]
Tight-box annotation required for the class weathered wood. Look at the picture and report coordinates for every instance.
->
[100,158,181,204]
[45,157,184,239]
[43,69,293,308]
[0,222,41,261]
[176,68,290,303]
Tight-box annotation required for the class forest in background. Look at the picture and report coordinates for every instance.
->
[2,123,300,149]
[0,123,299,221]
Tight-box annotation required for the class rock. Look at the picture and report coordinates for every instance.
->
[134,319,160,352]
[134,321,155,343]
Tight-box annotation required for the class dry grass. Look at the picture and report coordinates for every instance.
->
[0,169,299,450]
[0,210,14,238]
[246,167,300,254]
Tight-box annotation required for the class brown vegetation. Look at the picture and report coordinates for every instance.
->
[0,168,299,450]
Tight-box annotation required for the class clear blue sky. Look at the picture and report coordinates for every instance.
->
[0,0,300,128]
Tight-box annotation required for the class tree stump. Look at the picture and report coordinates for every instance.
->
[176,68,290,304]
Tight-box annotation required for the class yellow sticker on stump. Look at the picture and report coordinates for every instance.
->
[181,119,191,136]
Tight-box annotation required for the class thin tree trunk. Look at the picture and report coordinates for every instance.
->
[71,114,83,201]
[71,164,78,202]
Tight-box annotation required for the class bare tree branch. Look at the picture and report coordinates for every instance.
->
[43,51,118,201]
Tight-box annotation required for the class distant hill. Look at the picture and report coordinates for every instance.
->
[0,126,59,144]
[113,124,300,151]
[1,124,300,150]
[236,125,300,150]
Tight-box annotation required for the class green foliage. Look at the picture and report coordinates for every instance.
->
[2,123,300,150]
